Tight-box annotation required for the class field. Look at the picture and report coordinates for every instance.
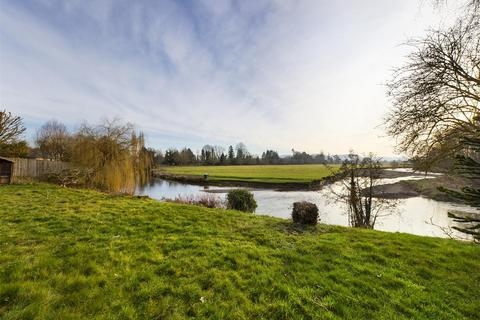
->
[159,164,339,184]
[1,183,479,319]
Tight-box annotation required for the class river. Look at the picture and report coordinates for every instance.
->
[136,170,478,240]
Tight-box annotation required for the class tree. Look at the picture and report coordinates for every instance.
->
[0,110,29,158]
[330,152,398,228]
[262,150,280,164]
[235,143,248,163]
[385,1,479,169]
[0,140,29,157]
[147,148,164,167]
[130,131,152,186]
[0,109,26,145]
[164,149,179,166]
[201,145,217,165]
[36,120,71,161]
[439,132,480,243]
[315,152,326,164]
[228,145,235,164]
[219,152,226,164]
[70,119,150,194]
[178,148,196,165]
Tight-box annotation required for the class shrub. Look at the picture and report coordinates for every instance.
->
[42,168,92,187]
[226,189,257,213]
[292,201,319,225]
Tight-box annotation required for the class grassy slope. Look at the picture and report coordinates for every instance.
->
[0,184,479,320]
[160,164,338,183]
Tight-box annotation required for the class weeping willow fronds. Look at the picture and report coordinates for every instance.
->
[70,119,152,194]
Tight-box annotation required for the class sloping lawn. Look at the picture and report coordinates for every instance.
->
[0,183,478,319]
[159,164,338,183]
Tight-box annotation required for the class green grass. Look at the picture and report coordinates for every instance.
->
[159,164,338,183]
[1,183,479,319]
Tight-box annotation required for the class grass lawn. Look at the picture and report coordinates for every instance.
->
[159,164,338,184]
[1,184,479,319]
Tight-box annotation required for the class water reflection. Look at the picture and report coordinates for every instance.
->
[136,176,478,239]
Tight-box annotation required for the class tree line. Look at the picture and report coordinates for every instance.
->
[152,145,347,167]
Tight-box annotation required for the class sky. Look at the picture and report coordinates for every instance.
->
[0,0,457,156]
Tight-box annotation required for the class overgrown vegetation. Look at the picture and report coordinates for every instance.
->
[164,194,225,209]
[0,183,478,319]
[226,189,257,213]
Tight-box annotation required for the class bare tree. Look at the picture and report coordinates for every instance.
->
[0,109,26,145]
[385,2,479,167]
[36,120,71,161]
[330,153,398,229]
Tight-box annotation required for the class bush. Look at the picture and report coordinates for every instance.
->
[292,201,319,225]
[226,189,257,213]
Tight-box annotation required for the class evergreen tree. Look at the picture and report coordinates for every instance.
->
[228,145,235,164]
[219,152,226,164]
[440,133,480,243]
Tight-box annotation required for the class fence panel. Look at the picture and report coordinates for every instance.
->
[5,158,69,181]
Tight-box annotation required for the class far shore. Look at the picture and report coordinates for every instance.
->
[369,175,476,203]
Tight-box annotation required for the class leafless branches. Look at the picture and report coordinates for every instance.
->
[386,2,479,165]
[36,120,71,161]
[329,153,398,229]
[0,109,26,145]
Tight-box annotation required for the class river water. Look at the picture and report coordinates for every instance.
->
[136,171,478,239]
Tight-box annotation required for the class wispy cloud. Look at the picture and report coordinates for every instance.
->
[0,0,443,154]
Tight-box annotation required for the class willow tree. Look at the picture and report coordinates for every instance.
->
[130,131,152,187]
[71,120,152,194]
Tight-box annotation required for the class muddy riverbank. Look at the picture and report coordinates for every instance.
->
[370,175,474,203]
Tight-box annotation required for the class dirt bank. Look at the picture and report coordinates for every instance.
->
[370,175,473,203]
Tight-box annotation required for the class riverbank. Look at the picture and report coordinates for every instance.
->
[1,183,479,319]
[370,175,474,203]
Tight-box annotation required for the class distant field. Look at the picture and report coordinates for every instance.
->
[160,164,339,183]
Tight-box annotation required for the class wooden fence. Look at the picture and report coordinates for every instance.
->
[5,158,69,181]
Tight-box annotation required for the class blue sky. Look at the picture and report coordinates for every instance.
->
[0,0,455,155]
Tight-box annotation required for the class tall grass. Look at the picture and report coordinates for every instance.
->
[164,193,225,208]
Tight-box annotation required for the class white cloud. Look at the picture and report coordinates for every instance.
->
[0,0,446,155]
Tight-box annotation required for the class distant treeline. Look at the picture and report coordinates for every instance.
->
[150,143,352,166]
